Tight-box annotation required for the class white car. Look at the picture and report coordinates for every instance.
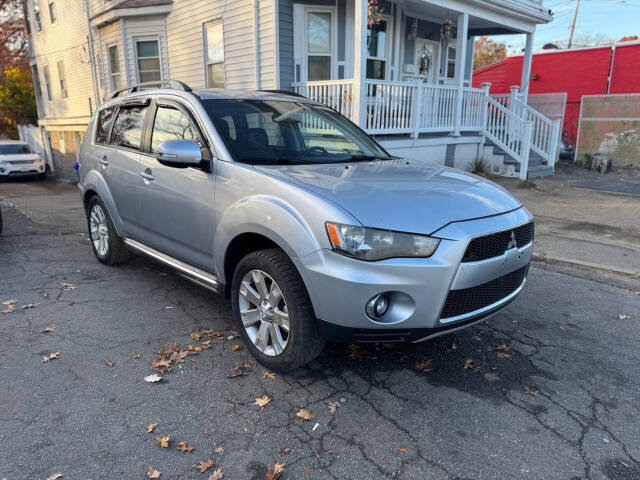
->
[0,140,46,180]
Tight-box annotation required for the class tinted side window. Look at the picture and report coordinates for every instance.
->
[95,107,116,144]
[150,106,200,153]
[110,105,148,150]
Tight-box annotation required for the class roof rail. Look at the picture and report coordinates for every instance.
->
[259,89,307,99]
[112,80,192,98]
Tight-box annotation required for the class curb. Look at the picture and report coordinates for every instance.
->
[532,252,640,279]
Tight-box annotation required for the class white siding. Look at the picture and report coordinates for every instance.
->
[26,0,96,125]
[122,16,171,84]
[96,20,126,99]
[166,0,277,90]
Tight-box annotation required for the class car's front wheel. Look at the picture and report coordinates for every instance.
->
[231,248,325,372]
[87,196,130,265]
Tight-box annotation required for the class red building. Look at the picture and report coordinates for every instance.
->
[473,41,640,143]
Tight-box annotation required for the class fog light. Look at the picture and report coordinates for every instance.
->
[366,294,390,319]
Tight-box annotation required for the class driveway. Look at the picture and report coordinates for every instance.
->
[1,180,639,480]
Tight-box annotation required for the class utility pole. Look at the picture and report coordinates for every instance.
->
[568,0,580,48]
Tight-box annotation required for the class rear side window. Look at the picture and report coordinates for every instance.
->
[95,107,116,144]
[110,105,148,150]
[150,106,200,153]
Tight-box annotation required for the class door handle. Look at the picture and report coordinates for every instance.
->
[140,168,154,181]
[99,156,109,167]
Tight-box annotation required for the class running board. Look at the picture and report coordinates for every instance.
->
[123,238,223,294]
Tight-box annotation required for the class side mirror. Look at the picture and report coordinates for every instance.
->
[156,139,202,167]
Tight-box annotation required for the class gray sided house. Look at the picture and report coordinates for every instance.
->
[24,0,560,180]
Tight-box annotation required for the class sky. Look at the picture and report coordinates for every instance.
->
[489,0,640,53]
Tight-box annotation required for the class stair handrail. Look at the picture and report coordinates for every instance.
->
[510,94,561,168]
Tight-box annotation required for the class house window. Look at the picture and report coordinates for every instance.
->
[48,1,56,23]
[108,45,123,90]
[307,12,331,81]
[136,40,161,82]
[43,65,52,99]
[445,44,456,80]
[366,19,389,80]
[204,21,225,88]
[33,67,42,97]
[32,0,42,31]
[56,60,67,98]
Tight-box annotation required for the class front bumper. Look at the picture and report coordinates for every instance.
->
[0,161,45,177]
[295,207,533,342]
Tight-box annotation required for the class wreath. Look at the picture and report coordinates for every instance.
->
[418,46,433,76]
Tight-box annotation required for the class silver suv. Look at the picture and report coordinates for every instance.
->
[78,81,533,371]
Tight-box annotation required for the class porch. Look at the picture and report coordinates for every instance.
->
[285,0,559,178]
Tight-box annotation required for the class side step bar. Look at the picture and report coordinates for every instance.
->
[123,238,224,294]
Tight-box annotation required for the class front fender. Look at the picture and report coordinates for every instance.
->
[213,194,353,284]
[81,169,127,237]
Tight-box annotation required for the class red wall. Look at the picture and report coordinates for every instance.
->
[473,44,640,143]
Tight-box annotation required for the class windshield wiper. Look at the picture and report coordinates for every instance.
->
[346,154,391,162]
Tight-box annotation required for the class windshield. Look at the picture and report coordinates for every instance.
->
[0,144,33,155]
[202,99,391,164]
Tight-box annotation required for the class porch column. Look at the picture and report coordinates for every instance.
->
[452,12,469,136]
[520,32,534,99]
[352,0,368,127]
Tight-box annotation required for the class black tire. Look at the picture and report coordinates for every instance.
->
[36,172,46,180]
[231,248,325,372]
[86,196,130,265]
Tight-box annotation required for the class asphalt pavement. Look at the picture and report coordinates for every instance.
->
[1,179,639,480]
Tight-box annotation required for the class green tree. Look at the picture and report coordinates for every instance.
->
[0,67,37,138]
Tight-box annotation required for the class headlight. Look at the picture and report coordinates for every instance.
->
[325,222,440,261]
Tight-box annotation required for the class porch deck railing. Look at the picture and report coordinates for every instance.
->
[291,80,562,180]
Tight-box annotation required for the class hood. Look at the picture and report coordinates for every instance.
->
[0,153,41,162]
[254,159,522,235]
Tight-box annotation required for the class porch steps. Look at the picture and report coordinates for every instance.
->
[483,140,553,180]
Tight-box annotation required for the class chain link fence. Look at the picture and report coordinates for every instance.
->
[576,94,640,167]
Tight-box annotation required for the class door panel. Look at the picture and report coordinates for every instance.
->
[135,102,215,271]
[100,147,140,229]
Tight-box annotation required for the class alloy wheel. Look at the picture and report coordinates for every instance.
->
[238,269,290,356]
[89,204,109,257]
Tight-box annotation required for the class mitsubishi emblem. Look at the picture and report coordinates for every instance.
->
[507,230,517,250]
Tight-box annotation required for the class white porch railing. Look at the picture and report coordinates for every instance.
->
[292,80,561,180]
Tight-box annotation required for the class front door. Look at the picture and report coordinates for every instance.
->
[136,99,215,271]
[413,38,440,84]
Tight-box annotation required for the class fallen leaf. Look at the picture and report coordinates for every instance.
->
[415,358,434,371]
[146,423,158,433]
[254,395,271,409]
[201,340,212,349]
[151,357,172,373]
[231,345,241,351]
[105,359,114,367]
[147,467,161,479]
[463,358,474,370]
[328,401,340,414]
[22,303,40,309]
[156,435,170,448]
[190,331,202,341]
[282,447,291,455]
[618,314,630,320]
[177,441,195,453]
[60,282,77,291]
[1,299,16,305]
[396,446,407,453]
[132,353,142,359]
[483,373,499,382]
[620,460,632,468]
[208,468,224,480]
[45,474,63,480]
[302,465,310,477]
[1,300,15,314]
[215,446,224,454]
[42,326,56,333]
[228,330,239,339]
[42,352,61,363]
[195,459,215,473]
[144,374,163,383]
[262,371,276,380]
[296,409,315,421]
[266,462,285,480]
[496,344,511,358]
[450,342,458,350]
[228,361,252,378]
[524,386,540,397]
